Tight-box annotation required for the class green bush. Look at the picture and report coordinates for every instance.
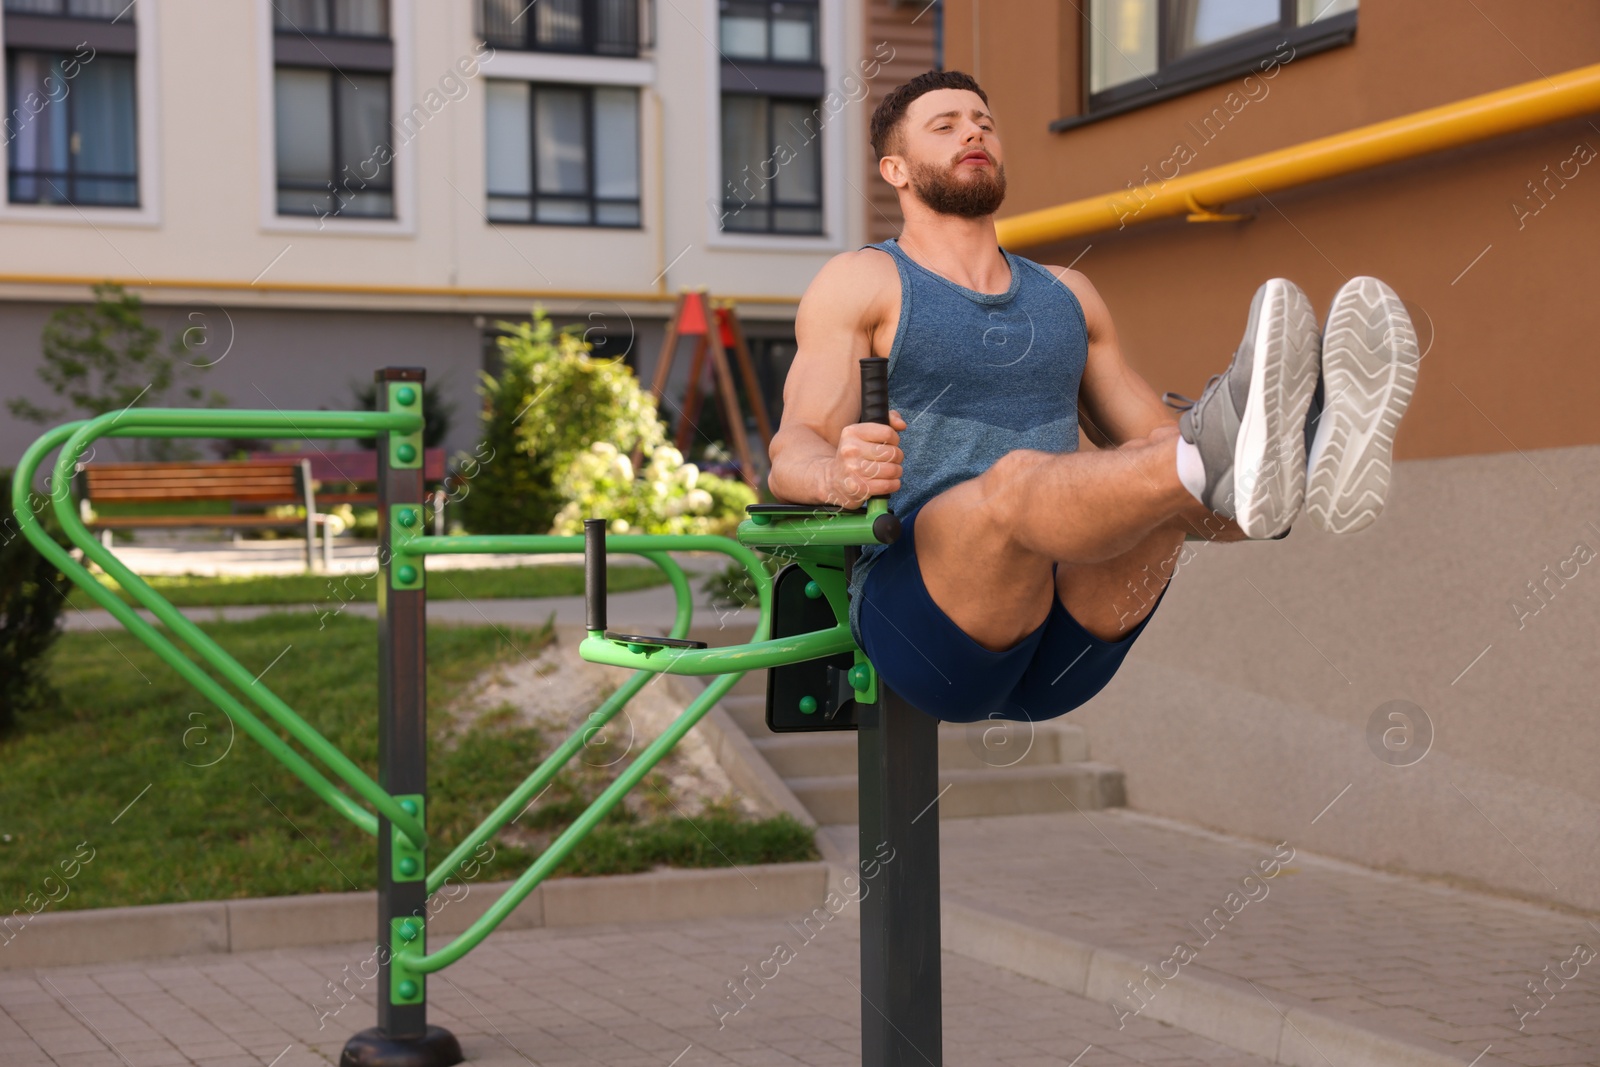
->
[461,309,754,535]
[0,473,69,733]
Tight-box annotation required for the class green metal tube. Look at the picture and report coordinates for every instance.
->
[736,519,889,548]
[99,410,422,434]
[411,669,745,974]
[425,667,655,895]
[10,425,382,837]
[579,626,856,674]
[424,552,695,894]
[45,412,428,849]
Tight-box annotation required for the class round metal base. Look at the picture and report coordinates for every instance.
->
[340,1026,463,1067]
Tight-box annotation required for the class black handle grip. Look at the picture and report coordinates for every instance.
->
[857,358,897,520]
[859,357,889,426]
[584,518,606,632]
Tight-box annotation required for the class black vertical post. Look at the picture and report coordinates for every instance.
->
[342,367,461,1067]
[854,355,942,1066]
[857,686,943,1067]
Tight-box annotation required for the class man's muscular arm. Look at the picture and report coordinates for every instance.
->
[768,251,908,507]
[1047,267,1178,448]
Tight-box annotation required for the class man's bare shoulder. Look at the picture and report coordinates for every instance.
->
[800,248,900,320]
[1035,263,1094,300]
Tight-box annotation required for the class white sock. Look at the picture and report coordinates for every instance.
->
[1175,438,1207,504]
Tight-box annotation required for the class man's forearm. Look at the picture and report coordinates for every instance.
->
[767,428,836,505]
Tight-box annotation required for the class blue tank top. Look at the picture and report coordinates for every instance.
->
[846,238,1089,646]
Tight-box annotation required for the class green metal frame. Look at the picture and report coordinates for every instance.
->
[8,404,893,983]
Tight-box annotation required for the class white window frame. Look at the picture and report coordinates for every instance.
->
[704,0,846,253]
[486,50,652,89]
[0,0,161,227]
[255,0,417,236]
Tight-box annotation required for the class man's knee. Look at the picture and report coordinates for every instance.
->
[971,449,1048,523]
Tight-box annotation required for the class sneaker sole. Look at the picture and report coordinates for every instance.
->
[1232,280,1320,538]
[1306,277,1419,535]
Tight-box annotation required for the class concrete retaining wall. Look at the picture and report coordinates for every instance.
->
[1073,444,1600,912]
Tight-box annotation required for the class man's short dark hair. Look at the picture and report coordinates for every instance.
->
[870,70,989,161]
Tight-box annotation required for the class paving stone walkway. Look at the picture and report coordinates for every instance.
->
[1,914,1272,1067]
[915,812,1598,1067]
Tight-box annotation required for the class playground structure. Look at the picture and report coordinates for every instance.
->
[643,289,777,490]
[11,362,941,1066]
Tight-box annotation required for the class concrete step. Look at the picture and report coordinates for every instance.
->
[789,762,1125,825]
[753,723,1089,778]
[719,694,769,734]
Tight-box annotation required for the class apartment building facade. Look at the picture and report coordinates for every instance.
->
[0,0,931,463]
[947,0,1600,909]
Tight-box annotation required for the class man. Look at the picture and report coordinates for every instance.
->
[765,70,1418,725]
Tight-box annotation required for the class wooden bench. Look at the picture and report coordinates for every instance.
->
[247,448,450,532]
[78,459,337,569]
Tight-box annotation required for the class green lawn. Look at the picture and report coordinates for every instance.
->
[0,613,814,911]
[66,562,668,610]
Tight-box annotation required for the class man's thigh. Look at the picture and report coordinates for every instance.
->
[855,503,1048,724]
[912,467,1058,653]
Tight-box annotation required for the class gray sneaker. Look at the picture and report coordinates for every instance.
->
[1305,277,1419,534]
[1173,279,1321,539]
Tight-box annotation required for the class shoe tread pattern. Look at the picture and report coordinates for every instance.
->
[1307,277,1420,535]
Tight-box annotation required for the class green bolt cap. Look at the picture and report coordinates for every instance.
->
[396,442,418,463]
[751,513,771,525]
[399,798,419,815]
[398,508,418,527]
[397,565,418,584]
[398,919,421,941]
[396,385,417,405]
[397,979,419,999]
[804,580,822,599]
[799,695,818,715]
[398,856,420,876]
[849,664,871,691]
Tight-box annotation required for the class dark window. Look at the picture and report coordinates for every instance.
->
[485,80,640,227]
[718,0,816,64]
[6,49,137,206]
[1073,0,1356,126]
[2,0,128,17]
[720,94,821,235]
[274,69,392,218]
[273,0,393,219]
[274,0,388,37]
[481,0,641,57]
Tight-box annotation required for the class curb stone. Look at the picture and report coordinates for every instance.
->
[938,897,1510,1067]
[0,862,829,970]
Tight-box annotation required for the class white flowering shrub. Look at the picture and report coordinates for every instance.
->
[551,440,754,537]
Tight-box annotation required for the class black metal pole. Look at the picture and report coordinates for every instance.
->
[342,367,461,1067]
[857,684,943,1067]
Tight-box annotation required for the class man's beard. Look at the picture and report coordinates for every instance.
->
[907,154,1007,218]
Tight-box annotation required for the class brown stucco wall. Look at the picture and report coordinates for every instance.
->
[912,1,1600,910]
[861,0,941,243]
[940,0,1600,460]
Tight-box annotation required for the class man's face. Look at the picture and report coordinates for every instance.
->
[896,88,1006,219]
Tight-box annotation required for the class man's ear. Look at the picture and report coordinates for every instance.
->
[878,153,909,190]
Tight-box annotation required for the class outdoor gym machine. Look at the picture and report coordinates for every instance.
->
[581,356,943,1066]
[8,360,942,1067]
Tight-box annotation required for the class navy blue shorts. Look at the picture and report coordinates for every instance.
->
[855,505,1166,724]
